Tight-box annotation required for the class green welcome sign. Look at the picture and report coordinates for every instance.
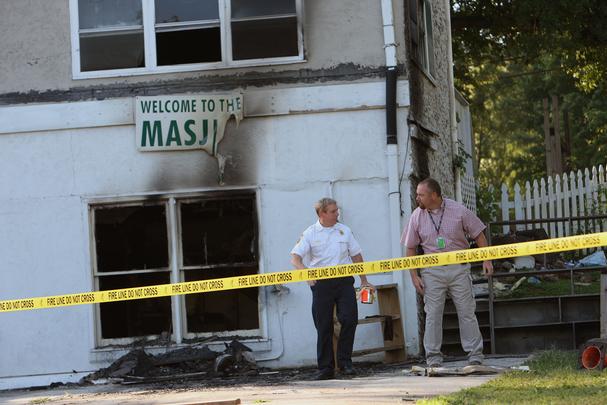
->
[135,94,243,155]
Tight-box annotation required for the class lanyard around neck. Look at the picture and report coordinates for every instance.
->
[428,200,445,235]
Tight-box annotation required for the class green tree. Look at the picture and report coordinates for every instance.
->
[451,0,607,190]
[452,0,607,92]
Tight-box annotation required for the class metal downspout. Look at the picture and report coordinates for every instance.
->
[381,0,419,356]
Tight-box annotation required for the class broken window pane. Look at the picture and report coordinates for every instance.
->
[80,31,145,71]
[232,16,298,60]
[94,204,168,272]
[99,272,172,339]
[184,266,259,333]
[156,27,221,65]
[79,0,142,29]
[231,0,296,19]
[155,0,219,23]
[180,198,257,266]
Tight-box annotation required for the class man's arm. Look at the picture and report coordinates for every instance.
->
[474,232,494,276]
[406,247,425,295]
[351,253,374,291]
[291,253,317,286]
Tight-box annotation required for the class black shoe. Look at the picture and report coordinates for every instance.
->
[340,366,356,376]
[312,369,335,380]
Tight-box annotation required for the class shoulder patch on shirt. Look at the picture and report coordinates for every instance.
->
[339,229,344,235]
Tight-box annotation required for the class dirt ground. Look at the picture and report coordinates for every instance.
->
[0,357,528,405]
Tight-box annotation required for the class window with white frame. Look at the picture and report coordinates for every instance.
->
[91,193,259,344]
[71,0,304,78]
[408,0,435,77]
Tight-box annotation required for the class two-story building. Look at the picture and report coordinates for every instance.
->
[0,0,476,389]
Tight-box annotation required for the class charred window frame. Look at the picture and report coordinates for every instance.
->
[178,196,259,338]
[70,0,304,79]
[90,193,260,346]
[91,201,172,345]
[408,0,435,78]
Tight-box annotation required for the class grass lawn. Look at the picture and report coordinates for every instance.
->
[418,350,607,405]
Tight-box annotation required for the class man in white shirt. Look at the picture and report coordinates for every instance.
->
[291,198,373,380]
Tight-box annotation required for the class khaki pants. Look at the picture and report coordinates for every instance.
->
[421,263,484,365]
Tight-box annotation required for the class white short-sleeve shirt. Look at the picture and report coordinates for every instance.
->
[291,221,362,268]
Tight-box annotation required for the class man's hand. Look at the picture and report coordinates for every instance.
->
[410,271,424,295]
[352,255,375,291]
[360,278,375,292]
[307,280,317,287]
[482,260,494,276]
[474,233,494,277]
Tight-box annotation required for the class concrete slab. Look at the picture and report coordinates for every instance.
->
[0,357,528,405]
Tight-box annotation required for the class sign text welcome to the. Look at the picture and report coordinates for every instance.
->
[135,94,243,155]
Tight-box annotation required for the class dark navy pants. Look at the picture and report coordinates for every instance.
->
[311,277,358,372]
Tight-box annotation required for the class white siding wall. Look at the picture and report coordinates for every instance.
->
[0,80,413,389]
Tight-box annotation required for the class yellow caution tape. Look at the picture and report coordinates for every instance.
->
[1,232,606,313]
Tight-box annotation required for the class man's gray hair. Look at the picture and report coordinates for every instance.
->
[314,197,337,215]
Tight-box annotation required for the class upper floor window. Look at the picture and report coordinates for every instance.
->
[408,0,435,78]
[70,0,304,79]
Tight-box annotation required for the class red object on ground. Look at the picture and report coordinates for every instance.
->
[579,338,607,370]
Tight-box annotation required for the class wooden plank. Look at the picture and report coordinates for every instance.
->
[374,283,398,290]
[120,372,207,385]
[377,286,406,363]
[352,344,404,357]
[172,400,241,405]
[357,315,400,325]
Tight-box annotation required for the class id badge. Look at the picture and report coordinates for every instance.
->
[436,236,446,249]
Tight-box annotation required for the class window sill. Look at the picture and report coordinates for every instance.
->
[73,57,307,80]
[89,337,272,364]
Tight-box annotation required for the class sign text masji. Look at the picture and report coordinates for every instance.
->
[140,96,242,114]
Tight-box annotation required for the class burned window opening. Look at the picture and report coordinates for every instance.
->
[180,196,259,334]
[184,266,259,333]
[91,193,259,345]
[94,204,169,272]
[93,203,171,340]
[99,272,172,339]
[180,197,257,266]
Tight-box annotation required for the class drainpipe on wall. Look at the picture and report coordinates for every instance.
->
[381,0,419,356]
[444,0,462,202]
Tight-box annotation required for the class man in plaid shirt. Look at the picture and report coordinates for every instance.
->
[402,178,493,367]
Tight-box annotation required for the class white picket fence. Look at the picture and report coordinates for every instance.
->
[498,165,607,237]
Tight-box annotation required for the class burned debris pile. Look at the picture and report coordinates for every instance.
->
[81,340,257,385]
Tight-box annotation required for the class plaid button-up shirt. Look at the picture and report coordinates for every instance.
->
[402,198,485,254]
